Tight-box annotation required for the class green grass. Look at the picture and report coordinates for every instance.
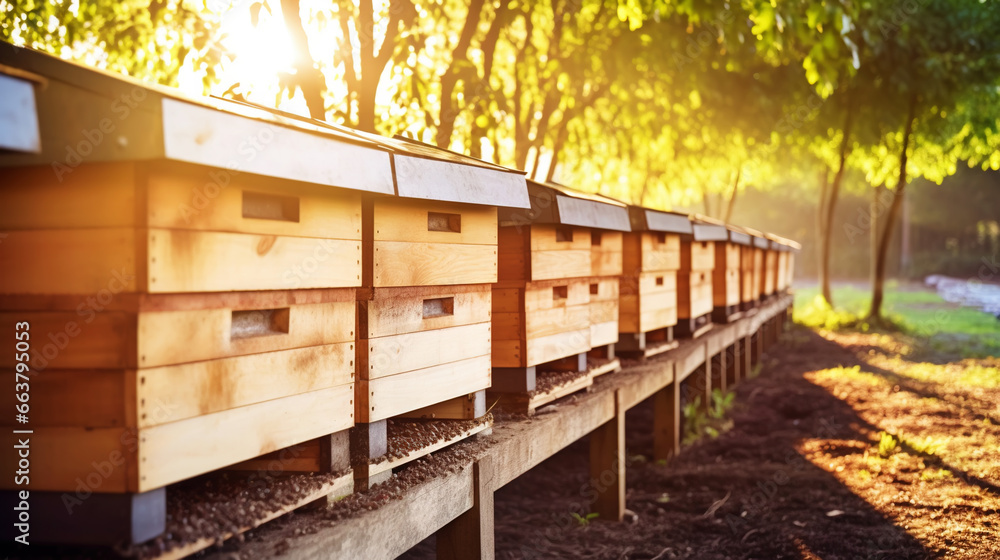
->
[794,284,1000,357]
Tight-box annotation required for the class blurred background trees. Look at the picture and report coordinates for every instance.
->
[2,0,999,305]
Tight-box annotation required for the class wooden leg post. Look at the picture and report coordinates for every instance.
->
[744,334,753,375]
[437,456,495,560]
[653,368,681,462]
[726,344,738,387]
[351,420,391,491]
[590,390,625,522]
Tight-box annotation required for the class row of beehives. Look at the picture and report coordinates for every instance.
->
[0,48,798,545]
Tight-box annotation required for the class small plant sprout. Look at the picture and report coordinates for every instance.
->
[570,512,599,526]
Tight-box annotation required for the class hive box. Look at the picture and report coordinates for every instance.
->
[492,180,630,395]
[343,135,528,487]
[676,217,728,338]
[713,225,752,323]
[617,207,690,356]
[0,47,396,544]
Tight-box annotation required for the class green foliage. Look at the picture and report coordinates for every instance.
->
[877,432,898,459]
[683,388,736,445]
[570,512,599,526]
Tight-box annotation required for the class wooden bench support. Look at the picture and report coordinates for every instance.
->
[351,420,392,490]
[652,378,681,462]
[686,363,711,411]
[710,352,726,395]
[675,312,712,339]
[436,456,495,560]
[0,487,166,546]
[587,343,616,361]
[725,343,739,388]
[589,390,625,522]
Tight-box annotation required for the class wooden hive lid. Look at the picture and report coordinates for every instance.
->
[626,206,693,235]
[724,224,755,246]
[377,134,530,209]
[499,179,631,231]
[0,45,399,194]
[687,213,729,242]
[0,62,43,154]
[764,232,801,252]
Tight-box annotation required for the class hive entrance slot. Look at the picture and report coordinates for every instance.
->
[231,308,290,339]
[655,276,664,286]
[242,191,300,222]
[590,283,599,295]
[553,286,568,300]
[422,297,455,318]
[655,232,667,244]
[428,212,461,233]
[556,226,574,242]
[591,232,602,246]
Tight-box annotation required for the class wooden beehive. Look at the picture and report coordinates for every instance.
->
[617,207,690,357]
[750,231,769,302]
[492,181,630,406]
[713,226,751,323]
[347,135,528,486]
[763,234,780,298]
[0,48,397,544]
[676,218,728,338]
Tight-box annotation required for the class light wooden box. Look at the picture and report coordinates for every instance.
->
[0,289,356,494]
[616,206,689,355]
[493,181,630,389]
[677,219,728,337]
[713,227,752,322]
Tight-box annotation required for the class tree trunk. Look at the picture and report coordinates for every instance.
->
[723,167,741,223]
[816,169,831,304]
[280,0,326,120]
[435,0,486,148]
[870,94,917,320]
[870,183,882,289]
[819,99,855,306]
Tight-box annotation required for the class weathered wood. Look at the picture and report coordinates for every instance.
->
[652,377,681,462]
[373,198,497,246]
[0,487,165,546]
[589,390,625,522]
[359,355,491,422]
[350,420,390,490]
[402,390,487,420]
[436,456,495,560]
[373,241,497,287]
[490,366,536,393]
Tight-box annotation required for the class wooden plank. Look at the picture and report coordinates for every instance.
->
[617,359,675,410]
[674,341,707,381]
[365,286,490,338]
[712,268,741,307]
[360,355,491,422]
[529,249,592,281]
[137,344,354,427]
[490,339,525,368]
[0,163,137,229]
[437,456,495,560]
[590,319,619,348]
[137,300,355,368]
[401,390,486,420]
[373,241,497,287]
[639,232,680,272]
[365,322,491,380]
[139,384,354,492]
[589,300,618,324]
[653,374,680,462]
[589,390,625,522]
[525,304,590,339]
[0,369,126,428]
[681,240,715,271]
[529,224,590,251]
[677,271,713,319]
[372,198,497,245]
[148,229,362,292]
[371,420,493,476]
[0,310,136,369]
[156,472,355,560]
[524,279,590,310]
[146,171,363,240]
[0,228,140,294]
[0,427,134,492]
[525,328,591,367]
[590,250,623,277]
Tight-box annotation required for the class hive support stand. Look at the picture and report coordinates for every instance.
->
[436,455,495,560]
[301,432,353,509]
[0,487,166,546]
[675,313,712,339]
[652,374,681,462]
[351,420,392,491]
[725,343,740,388]
[616,327,678,359]
[402,391,487,420]
[589,390,625,522]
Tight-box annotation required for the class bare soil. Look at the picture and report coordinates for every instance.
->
[427,326,1000,559]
